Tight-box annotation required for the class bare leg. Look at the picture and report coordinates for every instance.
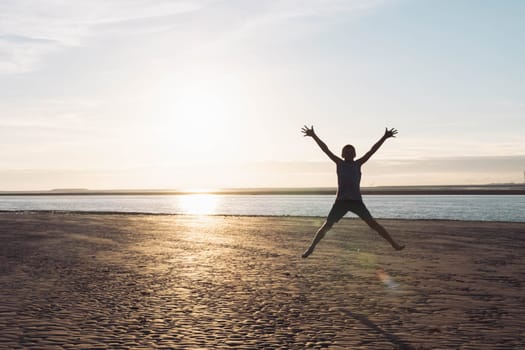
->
[302,221,333,258]
[364,218,405,251]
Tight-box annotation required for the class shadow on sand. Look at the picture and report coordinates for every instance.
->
[338,308,417,350]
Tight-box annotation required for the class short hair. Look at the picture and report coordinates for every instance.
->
[342,144,356,158]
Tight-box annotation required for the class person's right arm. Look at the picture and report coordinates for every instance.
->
[301,125,341,163]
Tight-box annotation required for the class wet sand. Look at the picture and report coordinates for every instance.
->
[0,212,524,349]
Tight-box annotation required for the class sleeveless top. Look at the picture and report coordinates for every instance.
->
[335,160,362,201]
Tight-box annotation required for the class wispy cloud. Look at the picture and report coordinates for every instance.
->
[0,0,386,74]
[373,155,525,174]
[191,0,388,53]
[0,34,59,73]
[248,156,525,175]
[1,154,523,190]
[258,0,386,18]
[1,98,100,129]
[0,0,212,73]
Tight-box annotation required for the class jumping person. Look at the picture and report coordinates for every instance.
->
[301,125,405,258]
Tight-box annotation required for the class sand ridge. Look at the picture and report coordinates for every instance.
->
[0,213,524,349]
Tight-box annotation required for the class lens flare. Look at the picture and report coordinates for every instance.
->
[357,252,377,269]
[376,268,399,290]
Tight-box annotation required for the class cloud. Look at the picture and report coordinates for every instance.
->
[190,0,387,54]
[0,0,386,74]
[259,0,385,18]
[0,98,102,130]
[371,155,525,174]
[239,155,525,175]
[0,34,59,73]
[0,0,211,73]
[2,155,522,191]
[237,156,525,186]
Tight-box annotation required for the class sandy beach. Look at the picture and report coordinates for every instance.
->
[0,212,523,349]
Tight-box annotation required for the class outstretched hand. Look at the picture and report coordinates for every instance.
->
[384,127,398,139]
[301,125,315,137]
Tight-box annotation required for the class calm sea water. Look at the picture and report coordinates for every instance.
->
[0,195,523,222]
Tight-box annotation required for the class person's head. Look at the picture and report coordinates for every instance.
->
[341,144,356,161]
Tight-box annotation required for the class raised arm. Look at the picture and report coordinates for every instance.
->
[301,125,341,163]
[358,127,398,164]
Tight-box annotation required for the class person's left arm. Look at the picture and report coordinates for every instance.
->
[357,128,398,164]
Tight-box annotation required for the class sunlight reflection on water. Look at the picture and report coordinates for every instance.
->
[0,194,522,222]
[176,194,219,215]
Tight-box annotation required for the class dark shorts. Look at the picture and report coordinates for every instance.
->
[326,200,373,224]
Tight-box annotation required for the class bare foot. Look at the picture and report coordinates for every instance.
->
[302,248,313,258]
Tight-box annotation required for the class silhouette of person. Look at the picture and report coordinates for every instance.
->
[301,125,405,258]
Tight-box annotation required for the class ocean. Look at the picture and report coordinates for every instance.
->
[0,194,523,222]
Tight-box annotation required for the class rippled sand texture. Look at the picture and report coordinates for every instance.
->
[0,213,524,349]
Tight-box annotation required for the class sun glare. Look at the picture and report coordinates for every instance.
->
[151,69,246,161]
[178,194,219,215]
[183,188,216,193]
[174,88,227,150]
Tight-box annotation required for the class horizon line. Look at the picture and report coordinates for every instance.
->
[1,183,524,196]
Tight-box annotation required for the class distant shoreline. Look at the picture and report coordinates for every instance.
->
[1,184,524,196]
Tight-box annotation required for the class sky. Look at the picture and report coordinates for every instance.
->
[1,0,524,190]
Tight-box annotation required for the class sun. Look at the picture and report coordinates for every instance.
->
[172,85,229,152]
[150,69,246,159]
